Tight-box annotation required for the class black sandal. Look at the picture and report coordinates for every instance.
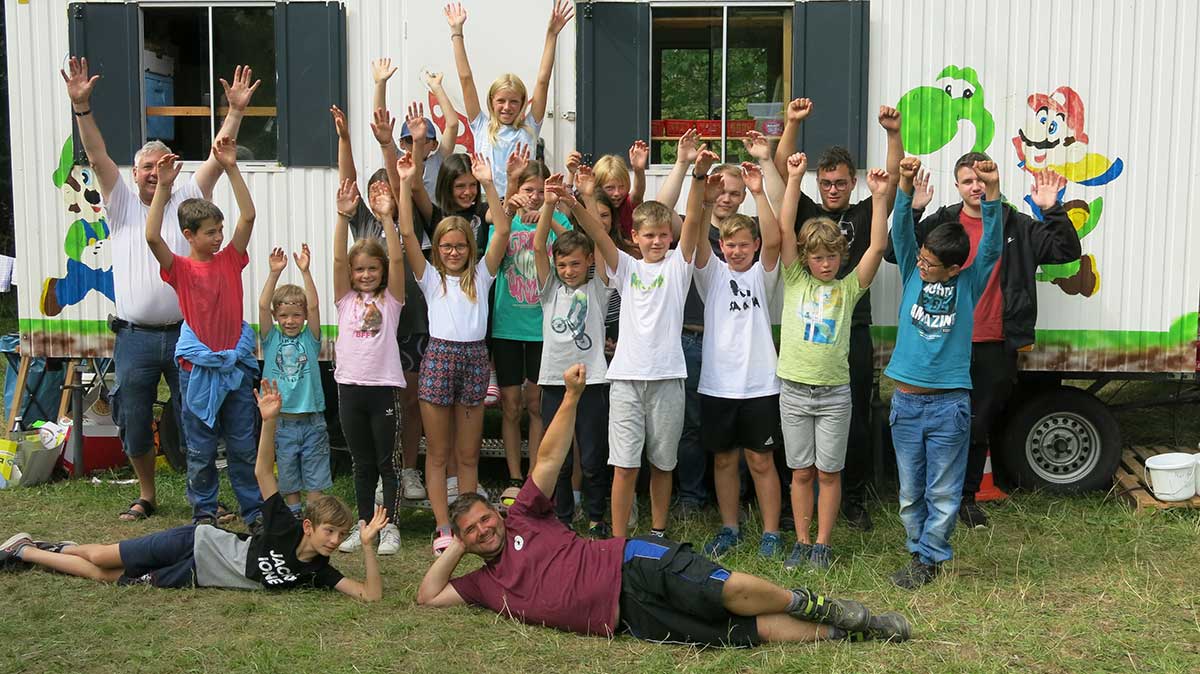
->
[119,498,156,521]
[216,502,238,525]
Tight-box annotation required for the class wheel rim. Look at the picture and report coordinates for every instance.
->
[1024,411,1102,485]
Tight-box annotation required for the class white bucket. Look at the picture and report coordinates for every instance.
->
[1194,453,1200,495]
[1144,453,1197,502]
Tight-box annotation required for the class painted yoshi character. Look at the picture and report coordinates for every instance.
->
[897,65,995,156]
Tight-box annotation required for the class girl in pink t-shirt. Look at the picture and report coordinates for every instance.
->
[331,178,406,555]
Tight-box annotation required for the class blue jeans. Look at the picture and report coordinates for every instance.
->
[675,330,707,506]
[179,363,262,524]
[889,389,971,565]
[111,324,182,458]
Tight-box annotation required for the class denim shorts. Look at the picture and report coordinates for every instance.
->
[275,413,333,494]
[779,380,853,472]
[111,323,182,458]
[117,525,197,588]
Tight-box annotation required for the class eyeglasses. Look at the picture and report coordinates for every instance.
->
[818,179,851,191]
[916,255,944,270]
[438,243,469,254]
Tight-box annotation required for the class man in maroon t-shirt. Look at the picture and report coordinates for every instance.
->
[417,365,911,647]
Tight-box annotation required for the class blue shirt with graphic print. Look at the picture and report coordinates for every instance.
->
[262,327,325,413]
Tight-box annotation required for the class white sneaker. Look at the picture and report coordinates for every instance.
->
[446,477,460,504]
[627,498,639,531]
[338,524,362,553]
[375,478,384,506]
[401,468,427,501]
[476,484,489,500]
[377,523,401,555]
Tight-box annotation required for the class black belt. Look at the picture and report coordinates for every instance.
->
[108,315,182,333]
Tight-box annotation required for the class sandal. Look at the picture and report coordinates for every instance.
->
[119,498,156,522]
[216,502,238,525]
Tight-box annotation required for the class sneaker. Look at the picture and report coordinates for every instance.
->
[890,553,940,590]
[784,542,813,571]
[375,478,385,506]
[841,500,874,531]
[586,521,612,539]
[377,524,401,555]
[401,468,427,501]
[959,497,989,529]
[446,477,460,505]
[32,540,77,554]
[432,528,454,557]
[788,588,871,632]
[809,543,832,570]
[476,484,490,501]
[865,611,912,643]
[759,532,784,558]
[0,533,34,568]
[485,370,501,407]
[703,527,743,558]
[338,524,362,553]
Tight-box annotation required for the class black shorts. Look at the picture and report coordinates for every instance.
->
[491,338,542,387]
[117,525,197,588]
[397,333,429,374]
[700,394,783,454]
[618,537,760,647]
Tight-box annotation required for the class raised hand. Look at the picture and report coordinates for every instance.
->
[740,162,764,194]
[506,193,531,215]
[470,153,494,184]
[786,152,808,178]
[741,131,771,161]
[878,105,901,133]
[506,142,531,179]
[547,0,575,35]
[293,243,312,273]
[702,173,724,204]
[444,2,467,31]
[898,156,922,179]
[912,168,935,211]
[563,363,587,395]
[219,65,261,112]
[973,159,1000,188]
[371,108,396,146]
[372,57,398,84]
[336,178,361,215]
[694,146,719,177]
[330,105,349,139]
[60,56,99,105]
[628,140,649,171]
[156,153,183,189]
[1030,169,1066,211]
[369,181,396,220]
[422,70,445,89]
[268,247,288,273]
[396,152,417,183]
[786,98,814,124]
[406,101,429,140]
[565,151,583,176]
[576,165,595,197]
[211,136,238,169]
[866,168,890,197]
[255,379,283,420]
[359,506,390,548]
[676,129,701,165]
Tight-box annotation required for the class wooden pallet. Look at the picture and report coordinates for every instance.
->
[1113,445,1200,511]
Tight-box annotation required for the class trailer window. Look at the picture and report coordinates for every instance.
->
[142,6,277,161]
[651,6,791,165]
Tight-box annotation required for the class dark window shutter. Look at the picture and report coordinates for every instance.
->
[68,3,141,165]
[275,1,346,167]
[792,1,869,162]
[576,2,649,161]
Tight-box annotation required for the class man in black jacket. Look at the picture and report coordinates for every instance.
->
[890,152,1080,528]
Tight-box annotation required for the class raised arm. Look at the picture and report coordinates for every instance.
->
[144,154,183,272]
[331,105,356,184]
[533,174,562,287]
[1027,169,1081,264]
[213,137,255,254]
[445,3,481,121]
[395,154,429,280]
[253,379,284,499]
[679,148,719,262]
[774,98,812,180]
[474,155,510,275]
[425,71,460,158]
[61,57,119,198]
[891,157,921,280]
[372,57,397,118]
[628,140,648,206]
[856,168,892,288]
[381,172,408,304]
[530,0,574,123]
[555,185,608,285]
[333,179,358,300]
[686,172,720,269]
[503,142,531,203]
[416,538,467,607]
[531,364,586,496]
[258,248,287,336]
[655,129,699,210]
[743,162,780,272]
[195,66,260,197]
[334,505,387,602]
[878,105,903,212]
[973,159,1004,276]
[743,131,785,211]
[573,166,619,275]
[294,244,322,341]
[778,152,808,268]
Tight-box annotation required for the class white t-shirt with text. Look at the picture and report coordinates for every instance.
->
[605,249,692,381]
[694,258,781,398]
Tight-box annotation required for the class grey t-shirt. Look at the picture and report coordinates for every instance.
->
[193,525,259,590]
[537,274,611,385]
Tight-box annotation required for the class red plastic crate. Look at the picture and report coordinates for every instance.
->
[650,120,665,137]
[663,119,694,136]
[726,119,756,136]
[695,119,721,137]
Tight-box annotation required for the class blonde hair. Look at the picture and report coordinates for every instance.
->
[719,214,759,241]
[711,163,743,180]
[432,216,481,302]
[593,155,631,189]
[486,75,530,145]
[797,216,848,260]
[305,495,354,531]
[632,201,674,232]
[271,284,307,313]
[347,238,389,298]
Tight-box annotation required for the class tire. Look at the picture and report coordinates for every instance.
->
[1000,386,1121,492]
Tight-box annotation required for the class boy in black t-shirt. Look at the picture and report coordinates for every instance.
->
[1,381,387,601]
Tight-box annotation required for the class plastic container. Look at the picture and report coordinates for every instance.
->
[746,102,783,119]
[726,119,756,136]
[1143,452,1197,501]
[695,119,721,137]
[663,119,694,136]
[650,119,665,137]
[1194,453,1200,494]
[761,119,785,136]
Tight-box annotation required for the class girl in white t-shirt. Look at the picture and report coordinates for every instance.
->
[397,152,510,556]
[444,1,573,195]
[331,178,407,556]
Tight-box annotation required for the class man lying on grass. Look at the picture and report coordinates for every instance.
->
[0,380,386,601]
[418,363,910,646]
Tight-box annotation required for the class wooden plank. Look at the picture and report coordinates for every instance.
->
[56,360,76,421]
[1133,446,1157,464]
[146,105,278,117]
[1116,446,1200,511]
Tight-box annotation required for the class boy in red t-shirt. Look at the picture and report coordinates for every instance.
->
[146,137,263,531]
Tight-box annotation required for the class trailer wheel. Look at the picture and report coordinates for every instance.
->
[1000,386,1121,492]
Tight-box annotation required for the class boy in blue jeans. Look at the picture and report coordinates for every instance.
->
[258,243,331,518]
[146,139,263,530]
[884,156,1001,589]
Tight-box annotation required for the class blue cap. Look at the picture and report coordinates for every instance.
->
[399,117,438,140]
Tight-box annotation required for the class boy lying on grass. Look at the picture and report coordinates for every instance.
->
[0,380,386,600]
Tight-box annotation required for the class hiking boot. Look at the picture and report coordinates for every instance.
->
[401,468,427,501]
[377,524,401,555]
[0,533,34,569]
[959,496,989,529]
[703,527,742,558]
[841,500,874,531]
[784,542,813,571]
[865,611,912,642]
[809,543,833,570]
[788,588,871,631]
[890,553,940,590]
[586,521,612,540]
[758,532,783,558]
[338,524,362,553]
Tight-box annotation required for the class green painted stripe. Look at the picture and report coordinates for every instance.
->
[18,319,342,340]
[871,312,1198,350]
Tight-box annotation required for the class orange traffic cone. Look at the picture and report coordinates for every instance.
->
[974,451,1007,502]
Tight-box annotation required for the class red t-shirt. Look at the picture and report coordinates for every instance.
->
[960,211,1004,342]
[449,479,626,636]
[616,197,635,242]
[161,245,250,353]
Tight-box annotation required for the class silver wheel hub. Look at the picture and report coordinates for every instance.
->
[1025,411,1101,485]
